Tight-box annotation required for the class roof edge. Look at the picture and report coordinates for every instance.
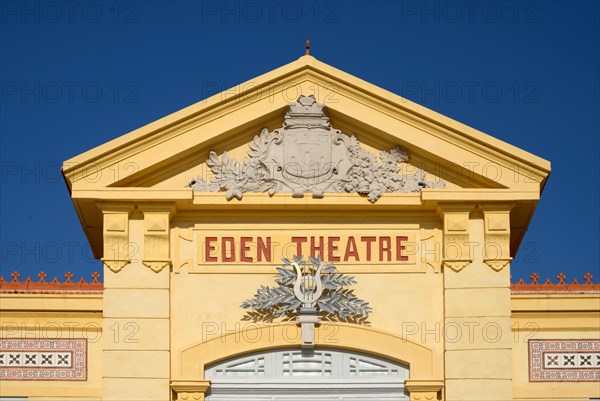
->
[62,55,550,185]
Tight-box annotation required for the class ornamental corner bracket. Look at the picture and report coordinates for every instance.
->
[188,95,444,203]
[241,255,372,349]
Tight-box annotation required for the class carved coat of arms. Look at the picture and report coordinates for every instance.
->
[189,95,443,202]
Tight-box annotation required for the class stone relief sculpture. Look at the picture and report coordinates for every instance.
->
[188,95,444,203]
[241,255,372,348]
[241,255,372,325]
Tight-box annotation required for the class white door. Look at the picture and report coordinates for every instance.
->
[205,348,409,400]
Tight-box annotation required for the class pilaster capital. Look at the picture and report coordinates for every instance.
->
[404,379,444,400]
[139,202,176,272]
[98,202,135,269]
[480,203,515,271]
[142,260,172,273]
[443,259,471,272]
[102,259,130,273]
[437,203,475,272]
[484,258,512,271]
[171,380,211,401]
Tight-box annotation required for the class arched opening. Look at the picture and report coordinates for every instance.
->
[175,324,441,399]
[204,347,410,400]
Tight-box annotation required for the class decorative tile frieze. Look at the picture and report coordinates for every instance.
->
[529,339,600,382]
[0,339,87,381]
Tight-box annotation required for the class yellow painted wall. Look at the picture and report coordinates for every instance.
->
[0,294,103,400]
[512,294,600,400]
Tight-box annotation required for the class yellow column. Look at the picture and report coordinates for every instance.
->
[441,204,513,401]
[101,202,175,400]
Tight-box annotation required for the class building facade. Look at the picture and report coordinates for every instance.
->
[1,55,598,401]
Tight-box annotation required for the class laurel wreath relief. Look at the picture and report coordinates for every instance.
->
[241,255,372,324]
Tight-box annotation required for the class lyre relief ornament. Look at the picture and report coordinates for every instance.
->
[241,255,372,349]
[292,258,325,348]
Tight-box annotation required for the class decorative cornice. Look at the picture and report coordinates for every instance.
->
[0,271,103,293]
[511,273,599,293]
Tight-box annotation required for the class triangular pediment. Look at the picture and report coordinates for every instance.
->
[62,55,550,258]
[113,99,502,194]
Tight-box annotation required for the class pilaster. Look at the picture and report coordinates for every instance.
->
[101,202,175,401]
[442,207,513,401]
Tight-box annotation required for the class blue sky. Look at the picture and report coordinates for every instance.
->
[1,1,598,283]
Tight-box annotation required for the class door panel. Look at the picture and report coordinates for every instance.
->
[205,348,409,401]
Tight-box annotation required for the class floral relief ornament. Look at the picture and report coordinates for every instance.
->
[188,95,443,203]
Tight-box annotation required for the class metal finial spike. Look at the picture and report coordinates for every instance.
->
[305,40,310,55]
